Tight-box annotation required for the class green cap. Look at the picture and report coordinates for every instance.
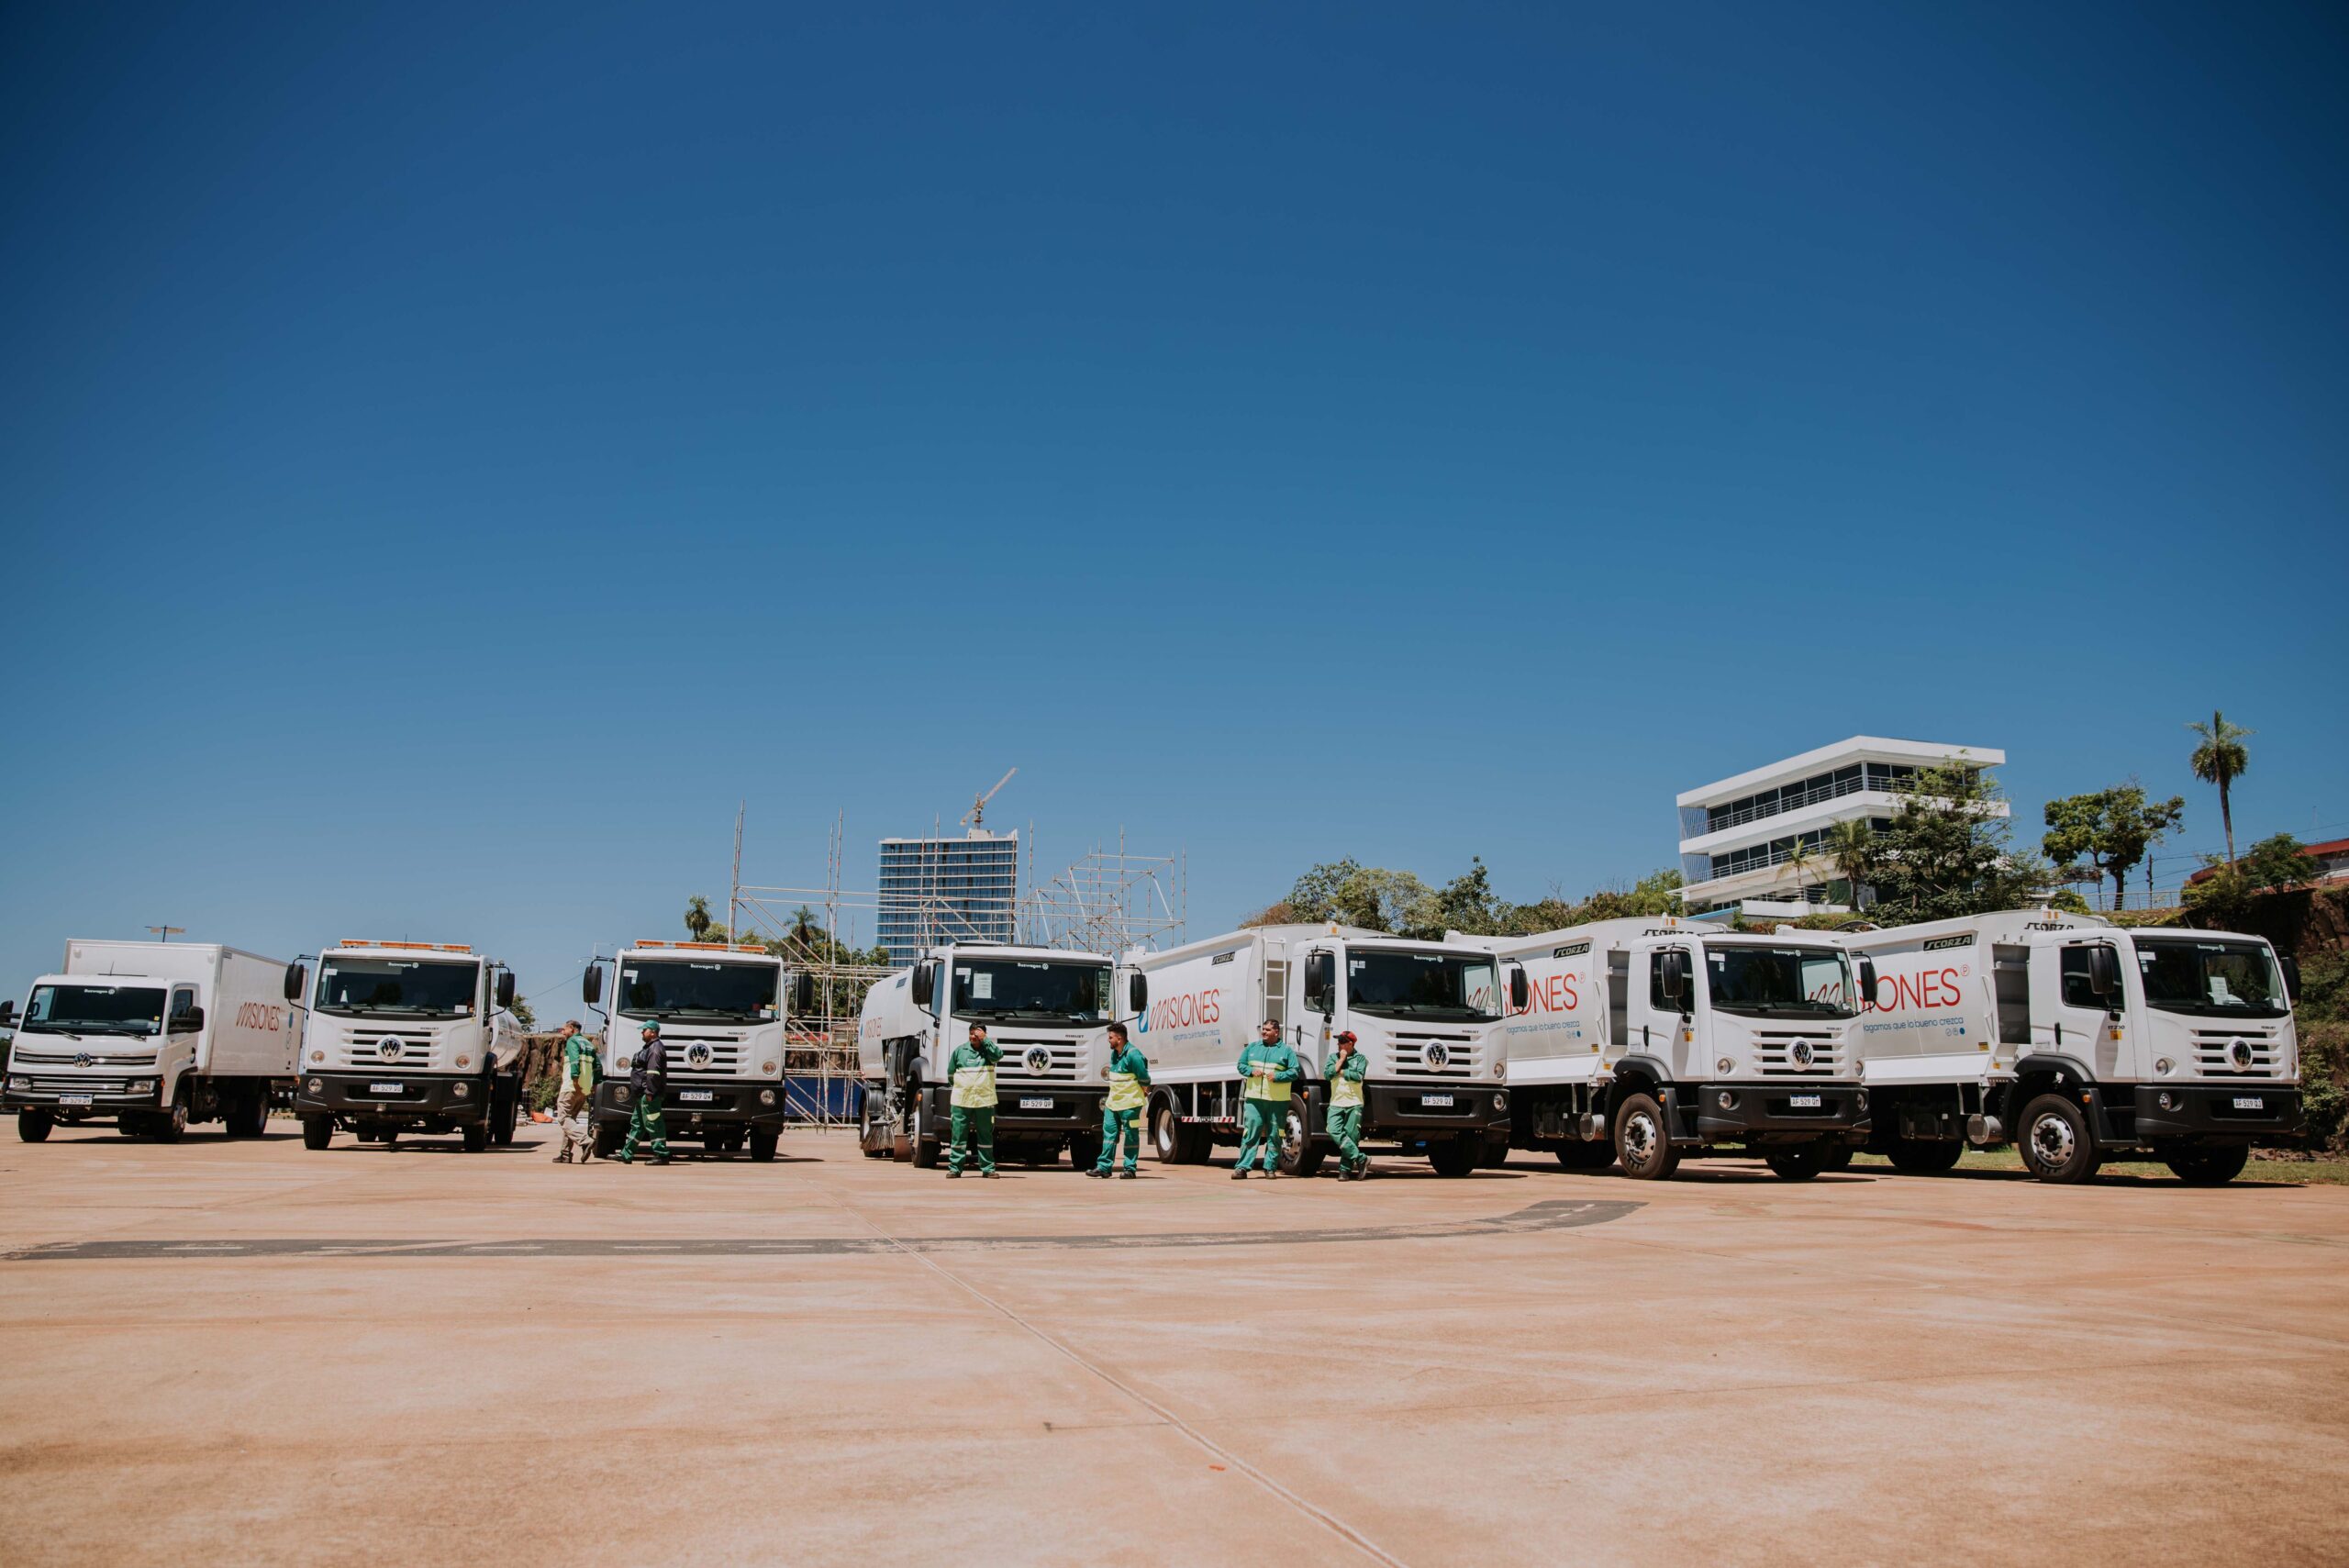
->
[640,1020,662,1036]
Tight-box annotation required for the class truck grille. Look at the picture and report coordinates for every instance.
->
[997,1040,1083,1082]
[12,1049,158,1069]
[2192,1032,2284,1076]
[1753,1032,1842,1076]
[17,1074,137,1095]
[1391,1034,1477,1080]
[330,1029,443,1072]
[664,1037,749,1078]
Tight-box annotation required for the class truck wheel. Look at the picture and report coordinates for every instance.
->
[749,1128,779,1163]
[1277,1108,1326,1177]
[1819,1142,1855,1172]
[594,1121,624,1160]
[1887,1138,1963,1175]
[1427,1139,1480,1178]
[1067,1132,1104,1171]
[1765,1145,1828,1180]
[1150,1097,1206,1164]
[909,1099,941,1169]
[1553,1140,1615,1172]
[2165,1146,2248,1185]
[226,1090,267,1139]
[1612,1094,1680,1181]
[17,1109,53,1143]
[491,1095,518,1147]
[462,1122,490,1152]
[152,1085,191,1144]
[2016,1094,2100,1184]
[1477,1139,1509,1169]
[301,1117,333,1151]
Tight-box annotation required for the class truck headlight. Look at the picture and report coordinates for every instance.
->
[2154,1058,2175,1076]
[760,1062,777,1075]
[1494,1060,1506,1082]
[306,1078,324,1095]
[759,1088,778,1106]
[2157,1091,2180,1112]
[6,1075,28,1092]
[1716,1090,1738,1111]
[1855,1090,1869,1114]
[1491,1091,1507,1112]
[455,1055,472,1069]
[1716,1058,1734,1074]
[613,1085,631,1106]
[309,1051,325,1064]
[128,1079,157,1095]
[452,1080,472,1099]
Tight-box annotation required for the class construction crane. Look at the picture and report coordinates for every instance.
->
[962,767,1017,830]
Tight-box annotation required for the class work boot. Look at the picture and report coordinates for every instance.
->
[947,1169,962,1179]
[551,1149,570,1164]
[1263,1168,1278,1180]
[650,1154,672,1166]
[982,1170,999,1179]
[1085,1167,1106,1179]
[1116,1169,1137,1180]
[1230,1167,1247,1180]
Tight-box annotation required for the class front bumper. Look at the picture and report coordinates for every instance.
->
[5,1080,164,1116]
[918,1084,1106,1132]
[1691,1081,1869,1142]
[1364,1082,1510,1135]
[297,1073,491,1125]
[594,1080,786,1129]
[2113,1083,2303,1146]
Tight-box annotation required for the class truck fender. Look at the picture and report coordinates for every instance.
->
[1605,1056,1672,1106]
[2009,1053,2099,1095]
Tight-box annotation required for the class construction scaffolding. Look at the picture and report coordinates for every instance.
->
[725,810,1186,1128]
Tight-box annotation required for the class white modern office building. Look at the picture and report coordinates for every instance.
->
[875,829,1020,967]
[1677,737,2007,919]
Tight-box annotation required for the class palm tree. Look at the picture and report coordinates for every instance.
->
[1775,838,1822,905]
[684,895,714,940]
[1821,818,1876,909]
[2188,711,2253,868]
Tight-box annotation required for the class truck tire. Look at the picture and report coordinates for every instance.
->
[151,1084,191,1144]
[910,1098,941,1169]
[1553,1140,1615,1172]
[226,1090,267,1139]
[2165,1146,2248,1185]
[1886,1137,1963,1175]
[1478,1139,1509,1169]
[594,1121,624,1160]
[2016,1094,2100,1184]
[1765,1145,1829,1180]
[1067,1131,1104,1171]
[301,1117,333,1151]
[491,1092,518,1147]
[1427,1138,1481,1178]
[749,1127,780,1163]
[461,1122,490,1152]
[1150,1096,1207,1164]
[1277,1107,1326,1177]
[17,1109,53,1143]
[1612,1093,1680,1181]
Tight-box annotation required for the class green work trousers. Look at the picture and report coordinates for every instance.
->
[1327,1104,1364,1171]
[1238,1097,1286,1172]
[950,1106,996,1173]
[621,1091,667,1160]
[1097,1106,1142,1173]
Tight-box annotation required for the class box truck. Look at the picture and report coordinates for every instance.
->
[1122,924,1515,1177]
[856,942,1114,1168]
[585,940,808,1162]
[1456,917,1872,1180]
[295,940,524,1151]
[1839,909,2304,1184]
[6,940,303,1142]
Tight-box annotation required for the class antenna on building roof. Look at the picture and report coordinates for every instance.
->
[962,767,1017,830]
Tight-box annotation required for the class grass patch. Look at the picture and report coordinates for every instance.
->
[1848,1148,2349,1185]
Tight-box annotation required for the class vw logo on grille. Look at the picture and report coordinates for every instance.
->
[73,1051,93,1069]
[1024,1046,1052,1073]
[2230,1039,2255,1070]
[685,1042,713,1069]
[1424,1042,1450,1071]
[376,1037,405,1062]
[1791,1040,1816,1068]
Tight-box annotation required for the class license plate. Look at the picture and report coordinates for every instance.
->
[2233,1096,2264,1110]
[1020,1097,1053,1110]
[60,1095,93,1106]
[1421,1094,1454,1107]
[369,1083,405,1095]
[678,1090,716,1104]
[1788,1095,1822,1108]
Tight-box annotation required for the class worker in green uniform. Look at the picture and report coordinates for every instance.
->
[1326,1029,1370,1179]
[1090,1022,1151,1179]
[1232,1019,1299,1179]
[617,1020,670,1165]
[947,1021,1002,1178]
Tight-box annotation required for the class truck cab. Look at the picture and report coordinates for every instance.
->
[585,940,803,1162]
[856,943,1113,1169]
[295,940,522,1151]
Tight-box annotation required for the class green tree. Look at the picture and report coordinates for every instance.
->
[510,995,539,1031]
[1569,869,1685,923]
[2041,784,2187,911]
[1869,761,2050,923]
[2240,832,2321,892]
[1821,819,1877,909]
[1431,857,1507,937]
[2188,710,2253,868]
[684,895,715,940]
[1774,837,1823,905]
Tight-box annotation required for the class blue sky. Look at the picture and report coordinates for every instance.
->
[4,1,2345,1013]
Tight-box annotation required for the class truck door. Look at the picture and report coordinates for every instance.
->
[166,985,200,1073]
[2049,940,2125,1076]
[1299,949,1335,1073]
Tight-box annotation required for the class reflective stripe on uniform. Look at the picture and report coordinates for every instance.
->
[952,1062,996,1108]
[1106,1070,1146,1112]
[1329,1072,1364,1108]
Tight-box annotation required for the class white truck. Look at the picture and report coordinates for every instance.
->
[856,943,1114,1169]
[295,940,524,1151]
[1840,909,2304,1184]
[6,940,303,1143]
[584,940,808,1162]
[1123,924,1515,1177]
[1456,917,1872,1179]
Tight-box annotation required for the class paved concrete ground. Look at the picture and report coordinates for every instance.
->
[4,1122,2347,1568]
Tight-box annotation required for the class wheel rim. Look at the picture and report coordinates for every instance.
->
[1280,1109,1305,1162]
[1153,1107,1174,1158]
[2029,1111,2076,1167]
[1621,1109,1660,1167]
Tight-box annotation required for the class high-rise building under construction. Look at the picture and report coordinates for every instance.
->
[874,828,1019,967]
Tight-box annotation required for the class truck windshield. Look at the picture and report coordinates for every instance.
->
[1347,951,1502,1021]
[2132,937,2288,1019]
[22,984,168,1036]
[1705,945,1856,1018]
[618,959,780,1022]
[316,959,479,1018]
[951,961,1113,1024]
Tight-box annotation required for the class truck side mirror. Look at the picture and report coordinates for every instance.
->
[0,1000,14,1028]
[912,962,935,1010]
[1128,972,1148,1013]
[2280,954,2301,1004]
[1304,951,1335,1015]
[495,972,517,1009]
[1856,958,1876,1010]
[1508,966,1528,1012]
[173,1006,206,1033]
[794,973,816,1014]
[283,962,307,1003]
[582,965,603,1006]
[1658,950,1689,1011]
[2087,945,2119,1006]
